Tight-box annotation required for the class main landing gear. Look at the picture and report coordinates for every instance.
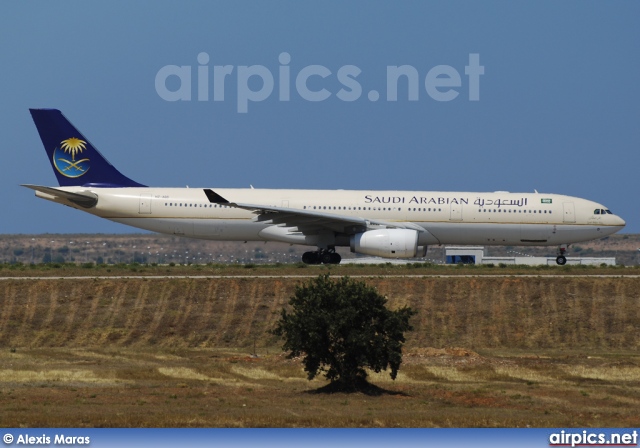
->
[556,245,569,265]
[302,249,342,265]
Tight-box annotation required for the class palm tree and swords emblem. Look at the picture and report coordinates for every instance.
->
[53,137,90,178]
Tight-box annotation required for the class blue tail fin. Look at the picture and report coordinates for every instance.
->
[30,109,146,187]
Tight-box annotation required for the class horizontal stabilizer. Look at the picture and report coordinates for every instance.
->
[22,184,98,208]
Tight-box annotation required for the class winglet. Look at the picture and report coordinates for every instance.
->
[203,189,229,204]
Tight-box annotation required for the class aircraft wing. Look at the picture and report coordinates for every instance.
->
[22,184,98,208]
[203,189,424,235]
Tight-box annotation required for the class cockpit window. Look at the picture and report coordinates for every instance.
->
[605,209,613,214]
[594,209,600,215]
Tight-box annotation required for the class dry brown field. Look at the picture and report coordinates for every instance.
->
[0,269,638,427]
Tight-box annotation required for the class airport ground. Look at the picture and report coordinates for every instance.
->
[1,232,640,266]
[0,270,638,427]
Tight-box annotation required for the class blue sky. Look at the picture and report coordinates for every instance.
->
[2,1,639,233]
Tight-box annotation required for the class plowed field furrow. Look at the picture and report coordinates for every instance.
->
[17,282,40,345]
[0,277,638,350]
[140,282,173,345]
[172,280,197,335]
[0,283,17,345]
[31,283,60,347]
[262,280,290,343]
[198,280,220,347]
[122,281,150,344]
[75,281,106,345]
[97,282,129,344]
[55,283,82,346]
[237,281,266,344]
[19,282,39,325]
[405,279,432,346]
[162,280,196,347]
[218,280,241,345]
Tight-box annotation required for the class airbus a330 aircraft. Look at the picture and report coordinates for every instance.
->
[24,109,625,265]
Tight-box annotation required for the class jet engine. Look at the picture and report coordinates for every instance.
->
[350,229,419,258]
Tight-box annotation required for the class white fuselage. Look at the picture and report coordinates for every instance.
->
[36,187,625,249]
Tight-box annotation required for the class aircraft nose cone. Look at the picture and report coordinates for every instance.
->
[608,215,626,234]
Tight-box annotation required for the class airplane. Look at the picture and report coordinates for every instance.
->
[24,109,626,265]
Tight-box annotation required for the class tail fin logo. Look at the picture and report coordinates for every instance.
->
[53,138,90,178]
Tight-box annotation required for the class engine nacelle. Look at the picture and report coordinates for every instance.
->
[350,229,419,258]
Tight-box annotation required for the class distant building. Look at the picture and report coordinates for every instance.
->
[445,246,616,266]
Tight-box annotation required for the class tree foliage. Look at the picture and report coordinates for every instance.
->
[272,274,415,389]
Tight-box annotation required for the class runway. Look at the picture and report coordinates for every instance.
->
[0,274,638,280]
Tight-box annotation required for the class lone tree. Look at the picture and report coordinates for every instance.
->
[272,274,415,391]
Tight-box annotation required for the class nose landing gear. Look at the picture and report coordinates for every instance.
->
[556,245,569,265]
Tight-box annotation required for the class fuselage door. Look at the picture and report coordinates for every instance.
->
[139,193,152,214]
[450,204,462,221]
[563,202,575,223]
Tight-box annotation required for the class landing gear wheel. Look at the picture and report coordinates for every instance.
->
[555,245,569,266]
[302,249,341,265]
[321,251,341,264]
[302,252,320,265]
